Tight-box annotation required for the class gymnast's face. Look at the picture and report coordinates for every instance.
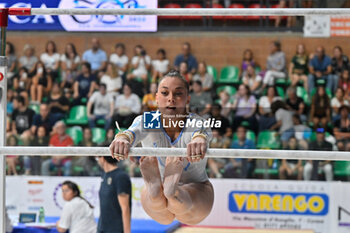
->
[156,77,190,116]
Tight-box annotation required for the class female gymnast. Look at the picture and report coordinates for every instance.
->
[109,70,214,225]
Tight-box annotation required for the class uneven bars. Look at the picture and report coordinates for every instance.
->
[0,147,349,161]
[15,8,350,16]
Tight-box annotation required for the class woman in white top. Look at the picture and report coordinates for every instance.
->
[101,62,122,94]
[151,48,169,83]
[60,43,80,89]
[40,41,60,79]
[56,181,96,233]
[242,64,262,95]
[192,62,213,92]
[258,86,282,131]
[331,87,350,119]
[109,43,129,77]
[127,45,151,85]
[19,44,38,75]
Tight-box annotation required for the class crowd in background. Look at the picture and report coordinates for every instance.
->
[4,37,350,181]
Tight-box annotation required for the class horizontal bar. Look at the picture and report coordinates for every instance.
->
[0,146,349,161]
[29,8,350,16]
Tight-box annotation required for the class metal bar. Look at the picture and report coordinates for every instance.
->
[0,146,349,161]
[28,8,350,16]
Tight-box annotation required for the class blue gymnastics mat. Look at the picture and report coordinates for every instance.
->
[132,219,181,233]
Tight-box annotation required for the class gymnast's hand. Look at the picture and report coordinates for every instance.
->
[109,135,133,162]
[187,136,207,163]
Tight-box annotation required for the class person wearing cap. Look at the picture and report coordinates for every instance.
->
[304,128,333,181]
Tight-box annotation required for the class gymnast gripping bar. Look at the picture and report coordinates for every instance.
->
[8,8,350,16]
[0,146,349,161]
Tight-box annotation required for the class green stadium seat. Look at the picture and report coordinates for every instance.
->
[296,86,310,105]
[233,130,256,142]
[92,128,106,144]
[334,161,350,177]
[207,65,218,83]
[216,86,237,96]
[257,131,281,149]
[66,127,83,145]
[29,104,40,114]
[309,131,331,141]
[276,86,285,99]
[219,66,240,84]
[115,128,128,134]
[66,105,88,125]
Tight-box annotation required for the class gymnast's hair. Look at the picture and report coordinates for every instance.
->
[62,180,94,209]
[158,70,190,94]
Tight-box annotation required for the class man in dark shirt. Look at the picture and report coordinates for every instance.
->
[174,42,198,74]
[31,103,57,136]
[73,62,97,105]
[285,87,307,122]
[97,156,131,233]
[11,96,35,136]
[304,128,333,181]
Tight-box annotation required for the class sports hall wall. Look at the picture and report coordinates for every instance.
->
[8,31,350,71]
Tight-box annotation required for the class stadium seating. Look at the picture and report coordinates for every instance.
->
[66,105,88,125]
[257,131,281,149]
[247,4,266,20]
[219,66,240,84]
[92,127,106,144]
[207,65,218,83]
[66,127,83,145]
[184,4,202,20]
[210,3,225,20]
[216,85,237,96]
[227,4,245,20]
[159,3,182,20]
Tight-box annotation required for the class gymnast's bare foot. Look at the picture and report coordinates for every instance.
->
[140,157,163,201]
[163,157,183,199]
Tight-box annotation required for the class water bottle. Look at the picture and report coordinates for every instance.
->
[38,207,45,223]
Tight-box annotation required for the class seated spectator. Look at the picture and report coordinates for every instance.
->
[339,69,350,102]
[258,86,282,131]
[82,38,107,75]
[309,86,331,130]
[289,44,308,90]
[31,103,57,137]
[113,83,141,128]
[100,62,122,96]
[6,42,17,80]
[331,46,348,92]
[218,90,233,120]
[87,83,114,131]
[331,88,349,121]
[142,82,158,112]
[189,80,212,118]
[193,61,213,92]
[102,128,115,147]
[207,129,230,178]
[19,44,38,74]
[6,135,19,175]
[47,82,70,121]
[79,128,96,147]
[29,126,49,175]
[304,128,333,181]
[285,87,307,122]
[291,114,310,150]
[73,62,98,105]
[261,41,286,90]
[230,126,256,178]
[242,64,262,96]
[333,105,350,151]
[232,84,258,133]
[127,45,151,86]
[41,121,74,176]
[174,42,198,74]
[12,67,30,101]
[308,46,333,94]
[11,96,35,137]
[60,43,80,89]
[279,137,303,180]
[179,61,192,84]
[151,48,169,83]
[109,43,129,80]
[209,104,231,137]
[40,41,60,80]
[240,49,255,78]
[30,61,53,103]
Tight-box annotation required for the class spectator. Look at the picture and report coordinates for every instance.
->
[60,43,80,89]
[87,83,114,131]
[179,61,192,83]
[339,69,350,102]
[274,0,295,28]
[189,80,212,118]
[79,128,96,147]
[331,88,349,121]
[73,62,98,105]
[232,84,258,133]
[151,48,170,83]
[29,126,49,175]
[242,64,262,96]
[240,49,255,78]
[279,137,303,180]
[207,129,230,178]
[142,82,158,112]
[209,104,231,137]
[261,41,286,90]
[285,87,307,122]
[333,105,350,151]
[218,90,233,120]
[102,128,116,147]
[258,86,282,131]
[230,126,256,178]
[41,121,74,176]
[56,181,97,233]
[290,114,310,150]
[109,43,129,79]
[6,135,19,175]
[6,42,17,80]
[97,156,131,233]
[193,61,213,92]
[11,96,35,136]
[100,62,122,95]
[82,38,107,74]
[19,44,38,74]
[127,45,151,85]
[30,61,53,103]
[308,46,333,94]
[289,44,308,90]
[31,103,57,136]
[113,83,141,128]
[309,86,331,130]
[304,128,333,181]
[331,46,348,92]
[12,67,30,101]
[174,42,198,74]
[47,82,70,121]
[40,41,60,79]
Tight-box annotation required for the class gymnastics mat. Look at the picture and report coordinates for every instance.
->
[132,219,181,233]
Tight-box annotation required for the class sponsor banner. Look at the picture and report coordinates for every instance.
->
[331,183,350,233]
[0,0,157,32]
[330,16,350,37]
[304,15,331,38]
